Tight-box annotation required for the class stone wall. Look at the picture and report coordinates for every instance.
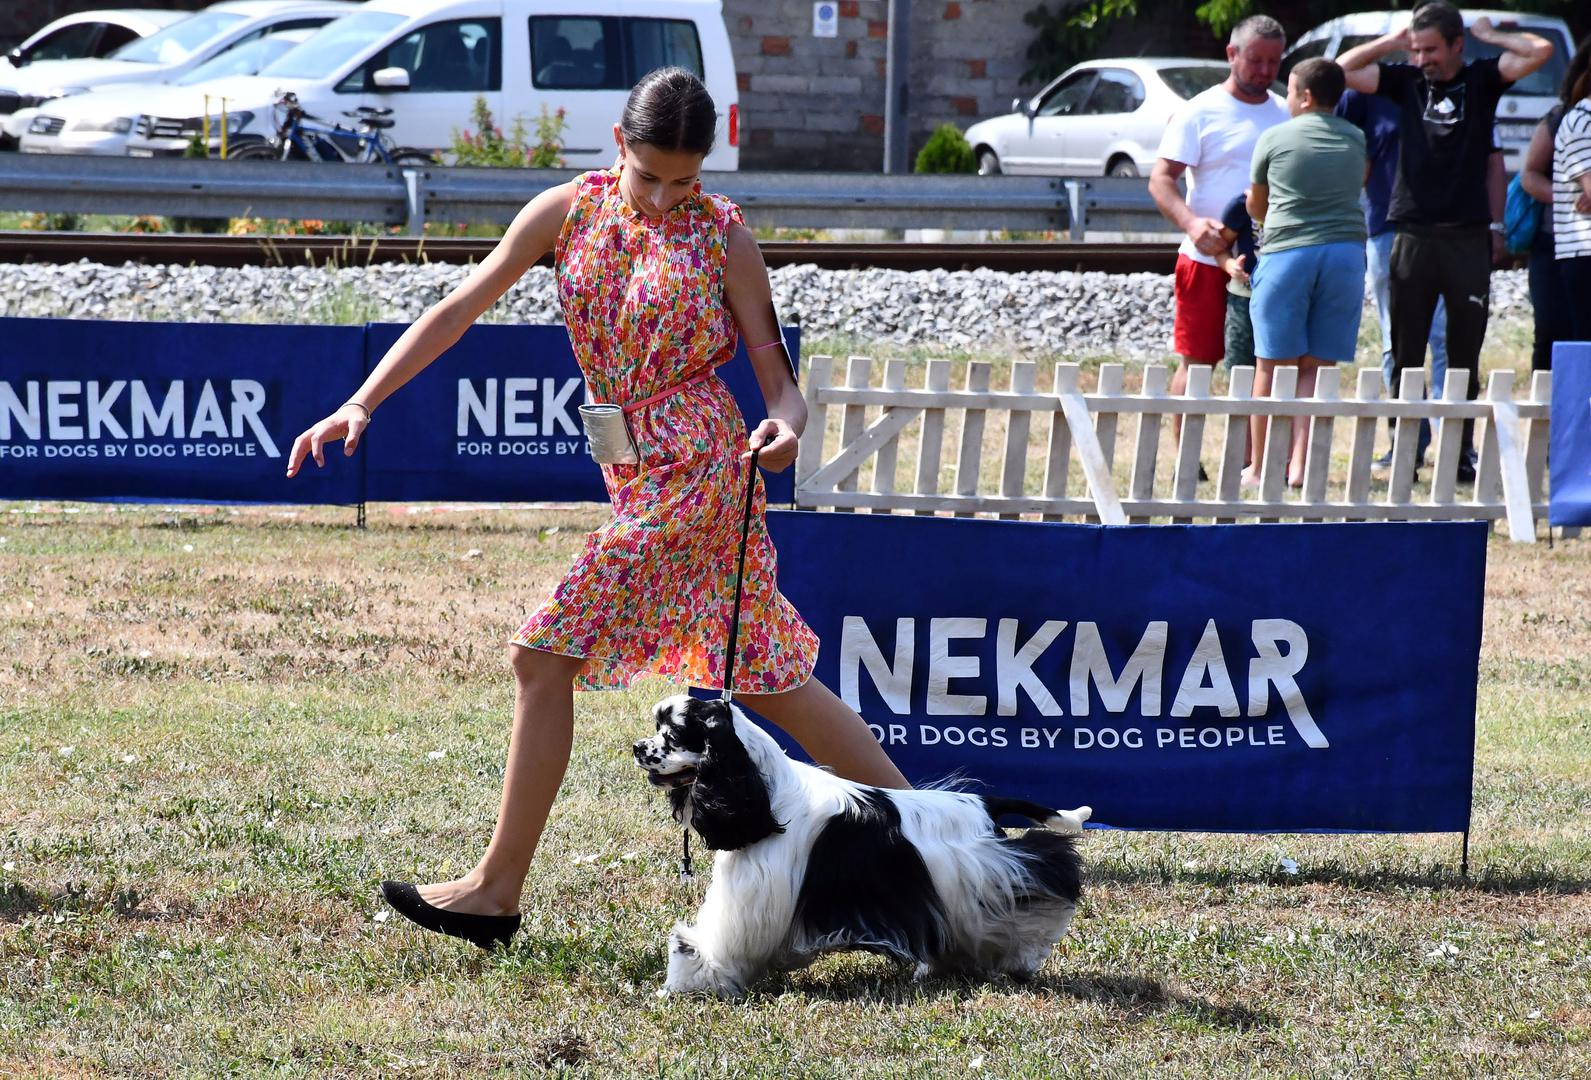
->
[0,1,206,50]
[724,0,1039,172]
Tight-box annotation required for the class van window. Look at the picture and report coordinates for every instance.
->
[530,17,704,90]
[531,16,621,89]
[384,19,501,92]
[628,19,702,84]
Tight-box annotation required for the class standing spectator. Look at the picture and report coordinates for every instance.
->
[1243,59,1367,488]
[1555,56,1591,339]
[1518,36,1590,370]
[1340,3,1554,481]
[1336,87,1449,467]
[1150,14,1288,464]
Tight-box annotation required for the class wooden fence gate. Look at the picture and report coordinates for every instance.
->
[795,357,1552,542]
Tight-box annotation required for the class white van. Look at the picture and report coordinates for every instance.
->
[1281,8,1576,172]
[123,0,741,170]
[0,1,357,143]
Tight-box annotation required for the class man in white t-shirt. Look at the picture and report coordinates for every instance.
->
[1150,14,1289,448]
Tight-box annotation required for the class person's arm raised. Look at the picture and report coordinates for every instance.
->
[1470,16,1553,84]
[285,182,575,477]
[1338,28,1407,94]
[723,221,802,473]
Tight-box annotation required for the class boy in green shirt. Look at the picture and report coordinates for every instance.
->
[1242,58,1368,488]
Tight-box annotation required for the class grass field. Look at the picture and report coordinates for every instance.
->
[1,490,1587,1078]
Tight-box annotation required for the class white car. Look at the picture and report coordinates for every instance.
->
[1282,8,1575,173]
[1,8,189,147]
[3,8,189,71]
[122,0,742,170]
[0,0,357,143]
[19,29,318,156]
[964,58,1229,178]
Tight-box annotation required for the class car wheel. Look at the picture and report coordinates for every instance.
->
[226,142,279,161]
[1107,157,1139,178]
[978,149,1002,176]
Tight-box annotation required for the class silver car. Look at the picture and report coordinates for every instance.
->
[964,58,1229,178]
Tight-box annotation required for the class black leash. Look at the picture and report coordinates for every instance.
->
[681,444,762,880]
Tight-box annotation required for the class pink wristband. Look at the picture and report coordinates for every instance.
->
[746,340,784,352]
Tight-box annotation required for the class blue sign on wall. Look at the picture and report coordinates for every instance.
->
[1550,341,1591,527]
[0,317,364,504]
[758,512,1485,834]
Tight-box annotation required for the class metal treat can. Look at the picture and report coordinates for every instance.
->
[578,403,640,465]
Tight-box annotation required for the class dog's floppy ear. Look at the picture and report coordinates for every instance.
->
[687,701,784,851]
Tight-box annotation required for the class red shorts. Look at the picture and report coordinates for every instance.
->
[1173,254,1229,364]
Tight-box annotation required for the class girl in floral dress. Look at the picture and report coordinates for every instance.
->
[285,68,908,949]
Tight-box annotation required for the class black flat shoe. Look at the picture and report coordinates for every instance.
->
[379,880,521,950]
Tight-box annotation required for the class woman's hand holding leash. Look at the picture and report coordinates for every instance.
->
[284,402,371,478]
[744,418,797,472]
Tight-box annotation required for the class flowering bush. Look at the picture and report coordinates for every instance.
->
[449,97,566,168]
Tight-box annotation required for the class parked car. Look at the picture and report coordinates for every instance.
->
[1281,8,1575,172]
[3,8,189,71]
[19,29,318,156]
[964,58,1230,178]
[122,0,742,170]
[1,8,189,147]
[0,0,357,145]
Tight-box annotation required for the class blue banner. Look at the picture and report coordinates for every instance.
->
[0,317,796,506]
[361,324,797,505]
[1550,341,1591,528]
[757,512,1485,834]
[0,317,364,504]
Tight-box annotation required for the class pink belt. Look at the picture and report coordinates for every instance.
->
[618,361,726,415]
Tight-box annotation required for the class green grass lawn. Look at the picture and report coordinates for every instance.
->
[1,501,1587,1078]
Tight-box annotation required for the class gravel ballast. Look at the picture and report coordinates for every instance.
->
[0,259,1533,359]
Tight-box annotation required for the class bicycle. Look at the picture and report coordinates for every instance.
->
[228,91,435,166]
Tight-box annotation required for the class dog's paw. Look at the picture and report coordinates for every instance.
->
[1045,805,1092,835]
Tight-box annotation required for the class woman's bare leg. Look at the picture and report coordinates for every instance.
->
[737,676,910,789]
[415,645,585,916]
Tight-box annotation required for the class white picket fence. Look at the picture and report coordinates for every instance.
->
[795,357,1553,542]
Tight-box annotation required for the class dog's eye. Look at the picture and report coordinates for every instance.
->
[672,940,696,956]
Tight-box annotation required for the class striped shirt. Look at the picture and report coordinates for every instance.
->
[1555,100,1591,260]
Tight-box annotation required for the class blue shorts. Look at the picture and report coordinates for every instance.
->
[1249,241,1367,363]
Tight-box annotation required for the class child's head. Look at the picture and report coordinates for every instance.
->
[612,67,717,218]
[1286,58,1346,117]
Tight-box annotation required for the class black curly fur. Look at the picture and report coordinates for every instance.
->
[675,700,785,851]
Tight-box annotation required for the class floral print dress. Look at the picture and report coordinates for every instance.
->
[510,167,819,693]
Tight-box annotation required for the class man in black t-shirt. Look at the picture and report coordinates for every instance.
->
[1340,2,1552,477]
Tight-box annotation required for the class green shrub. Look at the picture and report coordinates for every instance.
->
[913,123,976,174]
[450,96,566,168]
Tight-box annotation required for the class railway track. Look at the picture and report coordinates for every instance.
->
[0,231,1180,274]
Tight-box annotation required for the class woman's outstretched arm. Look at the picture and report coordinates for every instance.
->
[285,182,576,477]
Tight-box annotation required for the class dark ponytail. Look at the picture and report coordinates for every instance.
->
[620,67,717,155]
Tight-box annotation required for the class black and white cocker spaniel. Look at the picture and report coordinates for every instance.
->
[633,694,1090,997]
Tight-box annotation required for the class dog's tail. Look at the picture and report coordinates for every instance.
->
[981,796,1092,836]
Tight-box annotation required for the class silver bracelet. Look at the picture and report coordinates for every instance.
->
[342,400,372,421]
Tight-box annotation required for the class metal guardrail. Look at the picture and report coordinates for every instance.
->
[0,153,1177,237]
[0,230,1181,272]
